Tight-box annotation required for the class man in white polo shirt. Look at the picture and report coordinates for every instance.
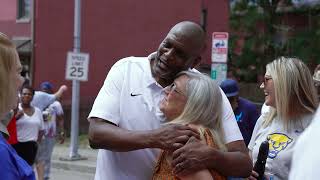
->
[88,21,252,180]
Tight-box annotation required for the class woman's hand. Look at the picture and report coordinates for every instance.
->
[15,110,24,120]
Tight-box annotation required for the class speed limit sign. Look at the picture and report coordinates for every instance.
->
[65,52,90,81]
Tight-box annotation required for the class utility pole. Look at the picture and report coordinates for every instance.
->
[61,0,87,161]
[70,0,82,160]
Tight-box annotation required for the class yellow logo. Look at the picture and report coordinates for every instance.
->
[267,133,292,159]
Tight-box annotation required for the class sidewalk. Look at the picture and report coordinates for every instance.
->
[51,144,98,174]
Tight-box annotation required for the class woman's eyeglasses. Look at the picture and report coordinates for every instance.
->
[264,77,272,84]
[166,83,186,96]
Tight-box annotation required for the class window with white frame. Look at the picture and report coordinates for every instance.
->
[17,0,31,20]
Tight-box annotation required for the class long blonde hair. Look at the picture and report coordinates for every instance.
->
[169,71,226,150]
[0,32,18,117]
[264,57,318,128]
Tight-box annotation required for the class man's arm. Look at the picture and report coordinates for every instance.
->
[172,138,252,177]
[88,118,200,152]
[37,130,45,143]
[53,85,67,100]
[56,114,65,144]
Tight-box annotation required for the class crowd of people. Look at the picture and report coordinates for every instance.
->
[1,20,320,180]
[0,32,67,180]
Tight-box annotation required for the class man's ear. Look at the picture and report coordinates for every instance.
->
[191,56,202,68]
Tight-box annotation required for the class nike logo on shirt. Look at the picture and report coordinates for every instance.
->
[130,93,142,97]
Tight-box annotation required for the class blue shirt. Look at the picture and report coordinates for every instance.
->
[32,91,56,111]
[234,97,260,146]
[0,133,35,180]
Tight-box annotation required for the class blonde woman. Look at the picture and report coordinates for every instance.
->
[153,71,226,180]
[248,57,318,180]
[0,32,35,179]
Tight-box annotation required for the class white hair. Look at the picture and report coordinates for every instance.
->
[169,71,226,150]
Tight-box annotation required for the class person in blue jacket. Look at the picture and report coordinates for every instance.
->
[220,79,260,146]
[0,32,35,180]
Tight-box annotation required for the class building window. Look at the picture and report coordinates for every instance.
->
[17,0,31,20]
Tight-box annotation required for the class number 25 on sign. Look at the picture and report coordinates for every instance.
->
[65,52,90,81]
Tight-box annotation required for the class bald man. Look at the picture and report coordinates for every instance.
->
[88,21,251,180]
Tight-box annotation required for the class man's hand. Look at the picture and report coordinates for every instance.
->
[60,85,68,92]
[54,85,68,100]
[247,170,258,180]
[171,136,211,176]
[152,124,200,151]
[58,131,65,144]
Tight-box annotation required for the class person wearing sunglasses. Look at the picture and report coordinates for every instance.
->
[248,57,318,180]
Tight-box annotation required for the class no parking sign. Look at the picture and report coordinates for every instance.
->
[212,32,228,63]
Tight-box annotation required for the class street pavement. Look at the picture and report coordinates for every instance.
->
[50,144,97,179]
[51,168,94,180]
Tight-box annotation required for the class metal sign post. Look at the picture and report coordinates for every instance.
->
[70,0,81,160]
[61,0,87,161]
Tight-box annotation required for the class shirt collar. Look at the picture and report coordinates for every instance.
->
[144,52,162,89]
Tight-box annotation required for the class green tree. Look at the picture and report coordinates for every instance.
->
[229,0,320,82]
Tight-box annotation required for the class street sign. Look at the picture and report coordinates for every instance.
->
[211,63,227,85]
[65,52,89,81]
[212,32,229,63]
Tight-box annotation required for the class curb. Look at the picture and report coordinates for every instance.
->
[51,159,96,174]
[51,145,97,174]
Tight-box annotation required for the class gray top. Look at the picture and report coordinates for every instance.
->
[249,112,313,180]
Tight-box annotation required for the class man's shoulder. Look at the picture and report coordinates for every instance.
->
[113,56,149,67]
[110,56,152,80]
[34,91,45,97]
[33,91,54,101]
[238,97,257,110]
[239,97,254,105]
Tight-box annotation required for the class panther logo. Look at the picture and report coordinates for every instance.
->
[267,133,293,159]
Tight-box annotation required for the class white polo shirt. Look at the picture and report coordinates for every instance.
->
[88,54,242,180]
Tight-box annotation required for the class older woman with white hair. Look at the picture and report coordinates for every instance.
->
[248,57,318,180]
[0,32,35,179]
[153,71,226,180]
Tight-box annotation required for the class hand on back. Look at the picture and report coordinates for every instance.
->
[153,124,200,151]
[171,136,209,176]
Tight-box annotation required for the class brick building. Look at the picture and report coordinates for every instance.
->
[1,0,229,132]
